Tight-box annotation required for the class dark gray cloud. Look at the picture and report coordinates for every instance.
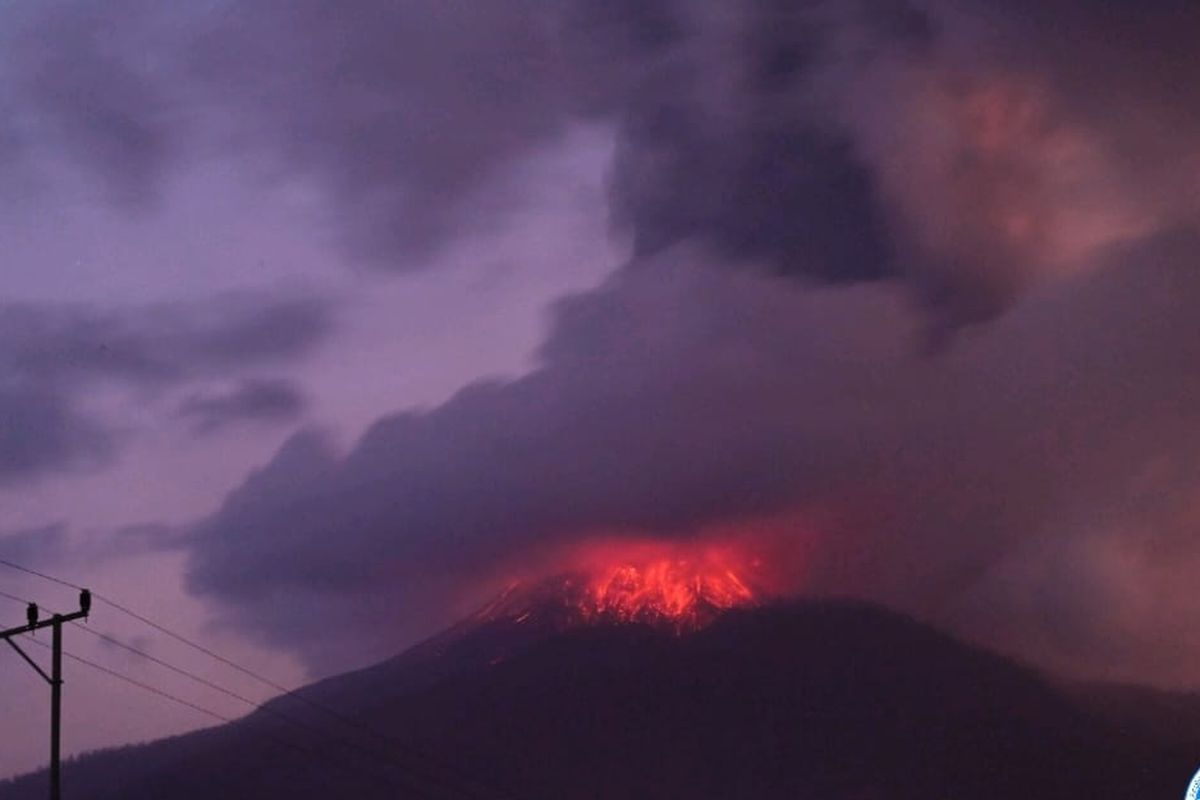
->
[0,385,113,482]
[0,0,177,206]
[0,523,68,569]
[0,294,332,385]
[96,522,181,559]
[1,0,618,259]
[0,294,332,484]
[0,521,181,595]
[2,1,909,281]
[607,1,918,285]
[178,378,306,435]
[186,0,586,265]
[68,522,186,565]
[964,0,1200,122]
[7,0,1197,317]
[6,0,1195,322]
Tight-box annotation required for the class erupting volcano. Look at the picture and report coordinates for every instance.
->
[579,559,755,626]
[476,540,764,632]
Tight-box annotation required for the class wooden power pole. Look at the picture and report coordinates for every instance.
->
[1,589,91,800]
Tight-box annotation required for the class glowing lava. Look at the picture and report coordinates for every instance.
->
[579,558,756,628]
[479,540,765,632]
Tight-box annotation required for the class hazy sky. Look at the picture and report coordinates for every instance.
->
[3,0,1200,780]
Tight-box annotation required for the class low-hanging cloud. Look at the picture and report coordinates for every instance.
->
[0,294,332,384]
[0,384,113,482]
[0,294,333,484]
[0,523,69,569]
[178,378,306,435]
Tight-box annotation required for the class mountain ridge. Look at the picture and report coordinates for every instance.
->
[2,598,1196,799]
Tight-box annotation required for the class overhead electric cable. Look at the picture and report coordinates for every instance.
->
[0,557,519,799]
[66,623,469,798]
[18,636,403,795]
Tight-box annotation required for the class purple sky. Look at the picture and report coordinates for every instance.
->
[4,0,1200,781]
[0,53,619,774]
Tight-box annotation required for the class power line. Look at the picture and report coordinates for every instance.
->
[68,618,492,799]
[0,558,77,592]
[6,594,441,797]
[0,558,519,799]
[73,625,271,707]
[2,589,420,796]
[19,637,385,794]
[7,609,460,798]
[0,558,321,697]
[26,635,235,725]
[98,595,518,800]
[67,624,470,799]
[101,593,295,691]
[0,561,330,717]
[0,587,32,607]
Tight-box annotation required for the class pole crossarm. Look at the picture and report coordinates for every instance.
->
[0,609,89,641]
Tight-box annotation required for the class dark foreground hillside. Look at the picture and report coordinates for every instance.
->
[2,600,1195,799]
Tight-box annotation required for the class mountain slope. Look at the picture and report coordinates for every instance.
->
[1,599,1195,799]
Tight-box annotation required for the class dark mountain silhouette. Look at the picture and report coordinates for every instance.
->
[1,593,1196,799]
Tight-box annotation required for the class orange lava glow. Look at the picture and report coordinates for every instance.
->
[477,528,811,633]
[512,537,768,631]
[579,557,756,627]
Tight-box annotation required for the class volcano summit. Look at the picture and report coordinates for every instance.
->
[474,550,760,634]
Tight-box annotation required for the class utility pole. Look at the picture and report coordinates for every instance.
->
[1,589,91,800]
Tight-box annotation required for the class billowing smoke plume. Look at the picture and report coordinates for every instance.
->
[9,1,1200,684]
[191,232,1200,680]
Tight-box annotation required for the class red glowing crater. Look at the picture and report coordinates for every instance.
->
[480,539,766,632]
[579,558,756,627]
